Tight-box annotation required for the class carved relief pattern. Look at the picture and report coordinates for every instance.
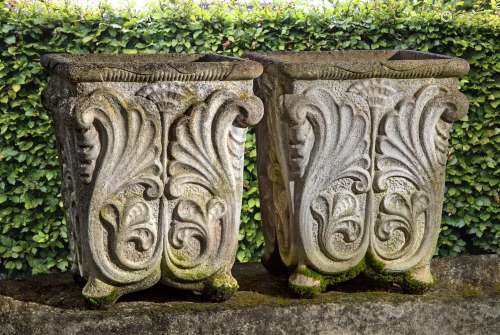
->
[374,191,429,261]
[100,200,157,270]
[60,147,83,276]
[46,74,263,299]
[255,74,296,266]
[311,192,364,262]
[165,90,263,281]
[277,80,467,273]
[74,89,164,284]
[44,84,84,277]
[42,82,82,274]
[282,87,372,271]
[372,84,468,268]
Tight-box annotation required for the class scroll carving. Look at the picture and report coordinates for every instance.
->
[267,79,468,276]
[165,90,263,281]
[74,89,163,284]
[43,83,84,277]
[100,200,157,270]
[282,87,372,272]
[254,74,296,267]
[45,64,263,304]
[311,192,364,262]
[372,84,468,269]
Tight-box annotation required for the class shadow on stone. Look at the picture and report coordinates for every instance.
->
[1,255,498,311]
[0,272,214,309]
[0,262,407,310]
[0,255,498,334]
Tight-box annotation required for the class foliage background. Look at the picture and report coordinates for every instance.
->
[0,0,498,277]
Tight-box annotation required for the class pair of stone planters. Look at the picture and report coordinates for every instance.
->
[42,50,469,306]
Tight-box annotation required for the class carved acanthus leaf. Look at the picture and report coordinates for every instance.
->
[101,200,157,270]
[283,86,371,269]
[283,87,372,193]
[74,88,163,284]
[165,90,263,280]
[375,84,468,192]
[372,84,468,265]
[311,192,363,261]
[374,191,429,260]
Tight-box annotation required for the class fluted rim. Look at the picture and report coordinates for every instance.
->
[41,53,263,82]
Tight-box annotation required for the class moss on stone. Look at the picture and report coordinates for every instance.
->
[296,266,329,289]
[203,272,239,302]
[161,265,211,284]
[165,301,223,314]
[84,289,120,310]
[288,266,327,298]
[289,282,323,298]
[461,285,482,297]
[288,260,367,298]
[327,259,366,286]
[364,253,432,294]
[401,276,432,294]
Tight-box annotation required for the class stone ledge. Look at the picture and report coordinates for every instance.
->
[0,255,498,335]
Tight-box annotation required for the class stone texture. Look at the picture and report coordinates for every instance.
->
[41,54,264,307]
[41,53,263,82]
[245,50,470,296]
[0,255,498,335]
[245,50,469,80]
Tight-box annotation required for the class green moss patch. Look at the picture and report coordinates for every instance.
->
[364,253,432,294]
[203,272,239,302]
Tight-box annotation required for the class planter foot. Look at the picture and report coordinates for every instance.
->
[403,264,434,293]
[288,266,327,298]
[365,255,433,293]
[203,271,239,302]
[83,277,120,309]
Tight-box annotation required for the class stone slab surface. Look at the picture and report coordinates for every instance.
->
[0,255,499,335]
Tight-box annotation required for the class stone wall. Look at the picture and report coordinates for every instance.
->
[0,255,498,334]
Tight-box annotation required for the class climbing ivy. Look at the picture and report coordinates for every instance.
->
[0,0,498,276]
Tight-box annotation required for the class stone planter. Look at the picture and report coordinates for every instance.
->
[42,53,263,307]
[245,51,469,297]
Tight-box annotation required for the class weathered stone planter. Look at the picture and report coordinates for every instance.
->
[245,50,469,296]
[42,53,263,307]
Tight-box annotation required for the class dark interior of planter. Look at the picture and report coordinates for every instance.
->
[257,50,450,63]
[387,51,448,60]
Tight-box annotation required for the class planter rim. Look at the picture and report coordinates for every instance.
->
[41,53,263,82]
[244,50,469,80]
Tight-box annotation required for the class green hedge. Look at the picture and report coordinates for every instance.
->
[0,1,498,276]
